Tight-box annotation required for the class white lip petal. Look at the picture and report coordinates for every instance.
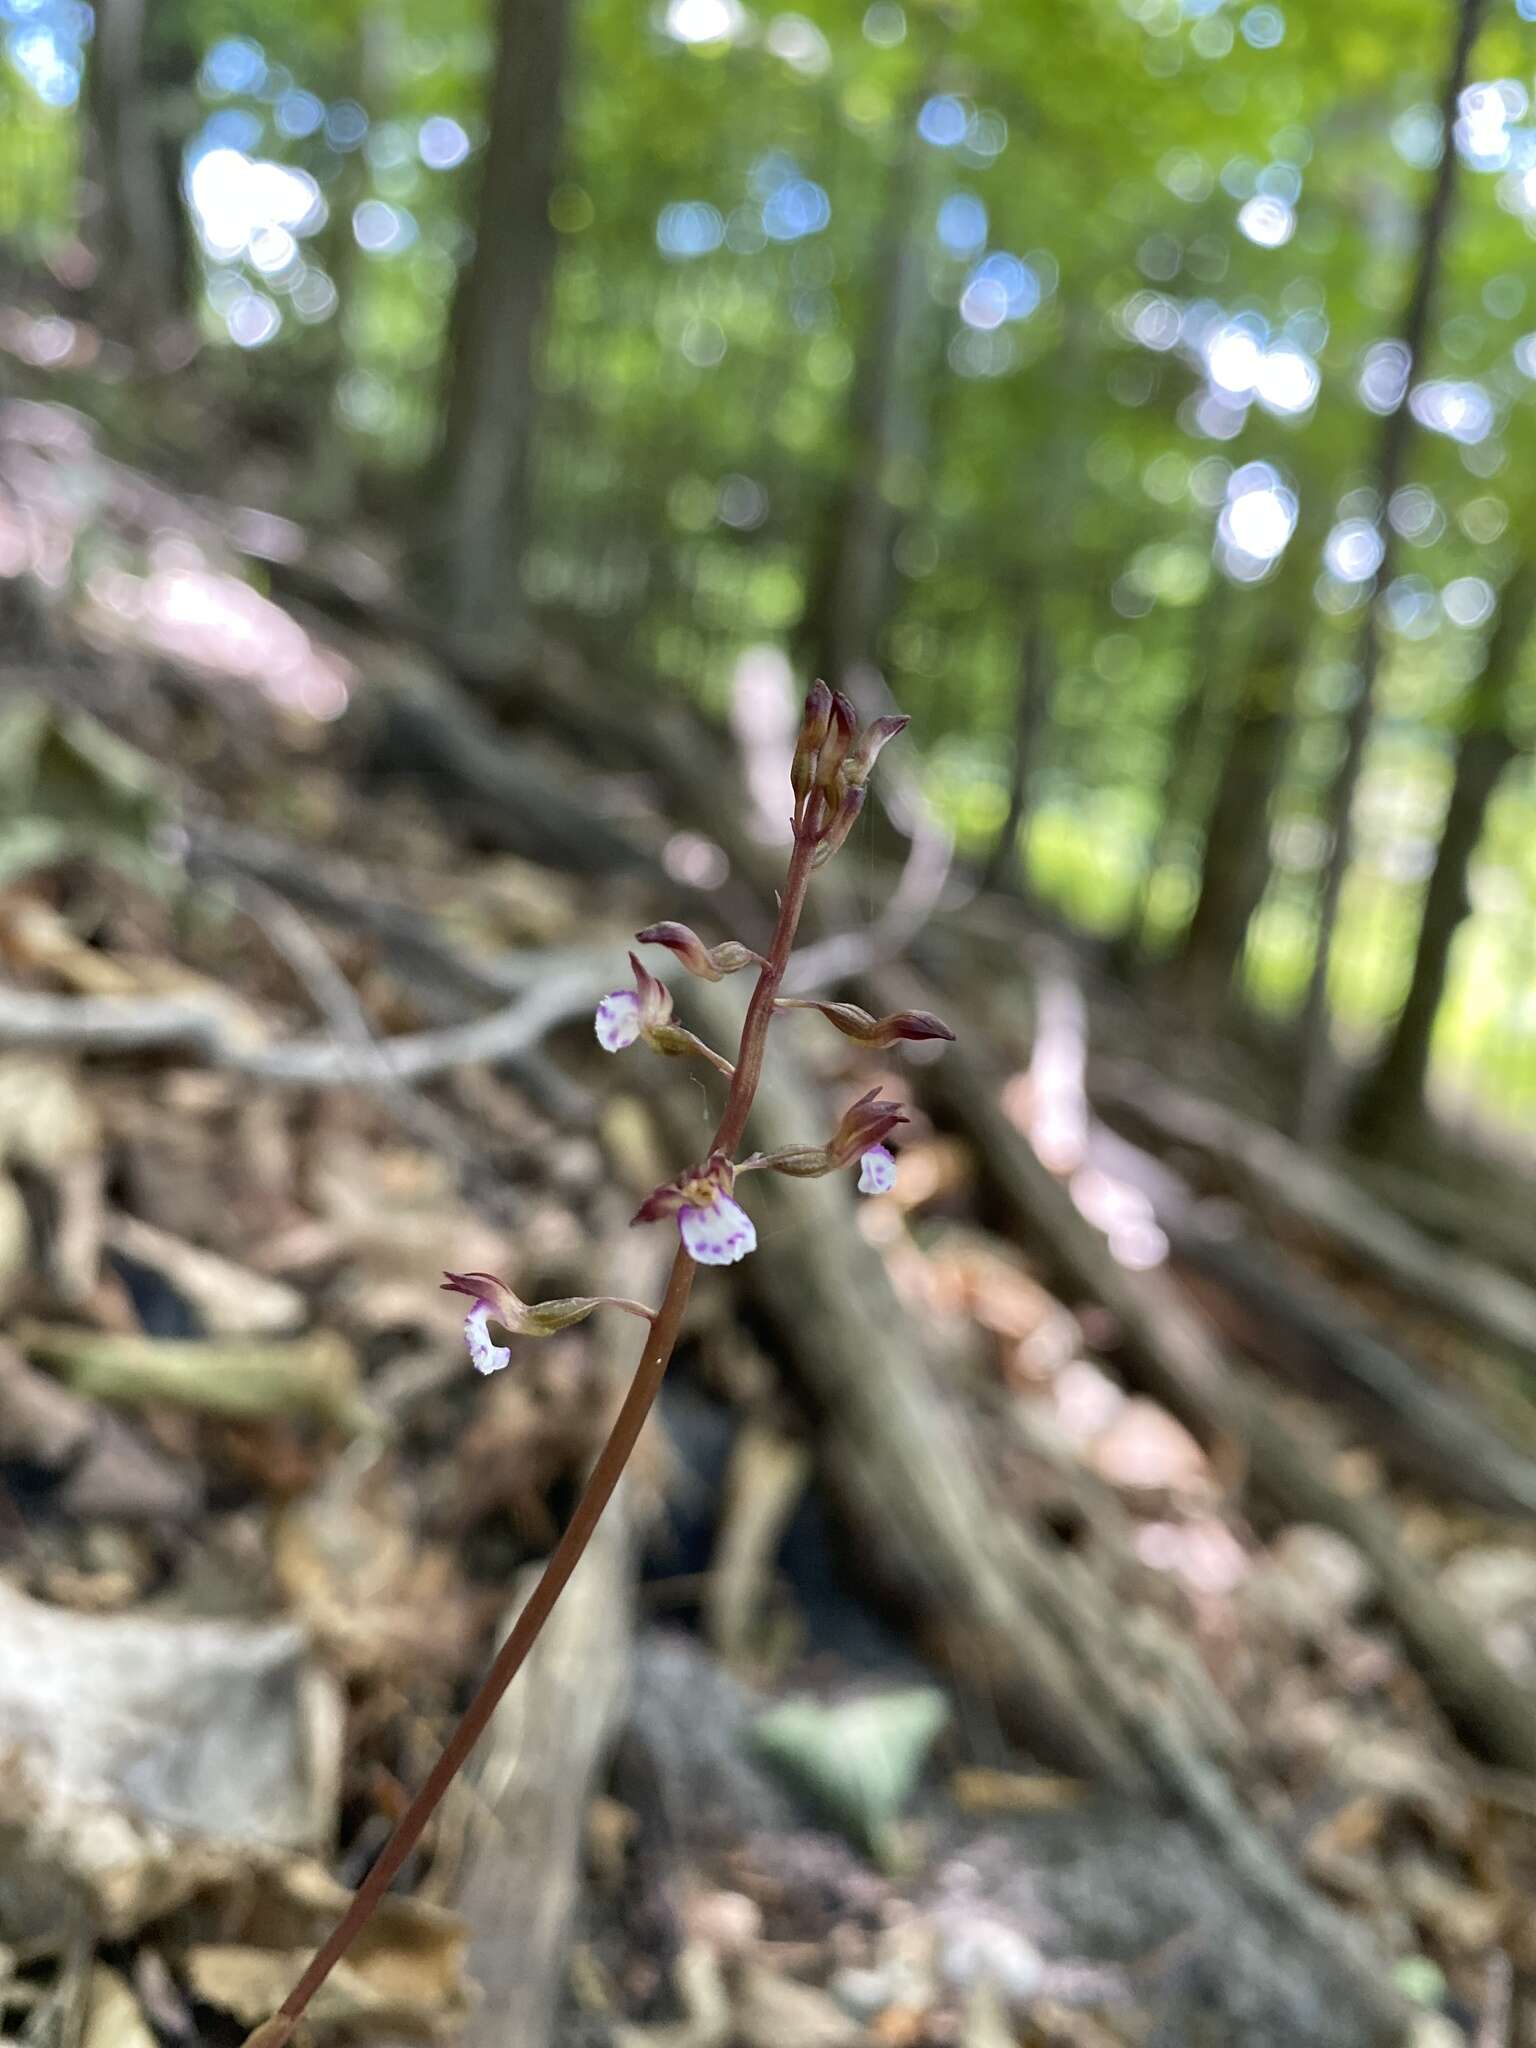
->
[465,1303,512,1375]
[679,1195,757,1266]
[595,989,642,1052]
[858,1145,896,1195]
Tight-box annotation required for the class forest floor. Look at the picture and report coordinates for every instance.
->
[2,396,1536,2048]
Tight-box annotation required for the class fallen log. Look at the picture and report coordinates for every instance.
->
[1158,1190,1536,1518]
[1351,1154,1536,1290]
[916,1018,1536,1781]
[666,979,1405,2043]
[1094,1062,1536,1370]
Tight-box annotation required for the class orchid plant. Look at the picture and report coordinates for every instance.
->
[244,683,953,2048]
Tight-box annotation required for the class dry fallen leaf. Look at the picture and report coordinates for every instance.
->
[273,1459,475,1681]
[104,1211,307,1335]
[180,1859,472,2040]
[734,1961,864,2048]
[0,1586,342,1941]
[82,1964,157,2048]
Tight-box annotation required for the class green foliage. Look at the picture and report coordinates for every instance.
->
[8,0,1536,1123]
[0,697,173,892]
[751,1684,950,1858]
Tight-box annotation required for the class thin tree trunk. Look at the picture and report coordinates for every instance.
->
[1122,570,1233,966]
[1294,0,1488,1138]
[1180,602,1303,1000]
[432,0,572,637]
[802,95,929,691]
[1350,562,1536,1143]
[84,0,191,352]
[980,608,1052,892]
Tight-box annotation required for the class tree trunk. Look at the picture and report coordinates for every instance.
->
[84,0,192,353]
[1179,603,1302,1001]
[1294,0,1488,1138]
[1349,562,1536,1144]
[1120,570,1233,968]
[431,0,573,637]
[979,607,1052,892]
[801,97,929,692]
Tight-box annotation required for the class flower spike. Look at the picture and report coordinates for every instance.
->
[774,998,956,1048]
[240,668,957,2046]
[442,1270,655,1374]
[635,921,766,982]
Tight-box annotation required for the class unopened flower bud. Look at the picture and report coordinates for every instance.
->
[814,691,859,796]
[792,680,834,811]
[776,998,956,1048]
[811,783,865,867]
[740,1144,835,1178]
[636,922,766,982]
[842,714,910,791]
[828,1084,908,1164]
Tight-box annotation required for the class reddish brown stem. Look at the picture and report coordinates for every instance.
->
[247,818,823,2048]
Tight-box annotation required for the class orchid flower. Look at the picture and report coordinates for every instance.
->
[595,953,734,1074]
[737,1086,906,1197]
[632,1150,757,1266]
[441,1269,654,1375]
[858,1145,897,1194]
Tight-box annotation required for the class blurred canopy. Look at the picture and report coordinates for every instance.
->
[4,0,1536,1136]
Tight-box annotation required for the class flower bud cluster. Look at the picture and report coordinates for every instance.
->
[791,681,910,863]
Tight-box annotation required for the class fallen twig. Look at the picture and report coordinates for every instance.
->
[0,955,611,1085]
[16,1321,373,1433]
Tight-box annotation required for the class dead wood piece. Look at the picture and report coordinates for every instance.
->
[672,980,1404,2040]
[923,1035,1536,1783]
[675,983,1229,1798]
[446,1237,656,2048]
[16,1322,373,1435]
[1094,1063,1536,1369]
[185,818,537,1004]
[0,953,610,1086]
[1349,1157,1536,1288]
[703,1418,811,1673]
[1162,1202,1536,1519]
[346,636,657,882]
